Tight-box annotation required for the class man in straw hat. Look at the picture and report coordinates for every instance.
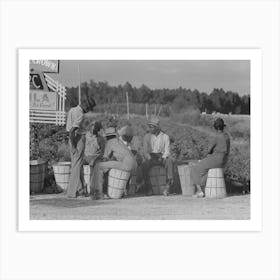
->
[91,127,136,200]
[66,93,96,198]
[141,115,173,196]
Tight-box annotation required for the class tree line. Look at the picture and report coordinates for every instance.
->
[65,80,250,115]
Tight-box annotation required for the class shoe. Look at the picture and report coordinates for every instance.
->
[192,191,204,198]
[163,189,169,196]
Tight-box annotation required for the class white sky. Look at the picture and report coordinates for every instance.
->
[49,60,250,95]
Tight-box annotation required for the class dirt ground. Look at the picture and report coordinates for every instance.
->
[30,193,250,220]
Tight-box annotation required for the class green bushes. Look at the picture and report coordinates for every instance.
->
[30,113,250,188]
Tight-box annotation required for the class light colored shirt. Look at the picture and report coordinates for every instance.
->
[104,138,135,163]
[66,105,85,134]
[144,131,170,159]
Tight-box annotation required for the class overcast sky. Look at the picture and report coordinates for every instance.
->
[49,60,250,95]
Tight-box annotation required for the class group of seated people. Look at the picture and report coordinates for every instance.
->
[65,94,230,200]
[84,115,174,199]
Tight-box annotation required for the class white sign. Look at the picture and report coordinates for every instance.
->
[30,90,57,111]
[30,60,59,73]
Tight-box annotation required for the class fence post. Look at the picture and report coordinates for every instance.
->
[126,92,129,120]
[157,105,162,117]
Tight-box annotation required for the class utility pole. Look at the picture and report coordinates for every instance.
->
[78,63,81,105]
[126,92,129,120]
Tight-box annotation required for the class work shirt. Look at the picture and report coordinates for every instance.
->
[104,138,134,161]
[66,105,86,134]
[143,131,170,159]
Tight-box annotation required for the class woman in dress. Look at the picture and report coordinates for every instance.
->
[191,118,231,198]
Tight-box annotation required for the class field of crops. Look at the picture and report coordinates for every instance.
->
[30,113,250,192]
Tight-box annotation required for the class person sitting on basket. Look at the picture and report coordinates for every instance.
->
[141,115,173,196]
[84,121,106,195]
[190,118,231,198]
[91,127,136,200]
[118,125,144,195]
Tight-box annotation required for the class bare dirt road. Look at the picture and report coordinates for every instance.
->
[30,193,250,220]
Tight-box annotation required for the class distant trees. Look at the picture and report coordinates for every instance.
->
[65,80,250,115]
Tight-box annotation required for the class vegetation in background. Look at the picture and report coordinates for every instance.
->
[65,81,250,115]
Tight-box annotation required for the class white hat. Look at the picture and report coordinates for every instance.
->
[104,127,117,137]
[148,115,160,127]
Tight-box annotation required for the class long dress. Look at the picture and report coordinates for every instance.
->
[191,131,231,187]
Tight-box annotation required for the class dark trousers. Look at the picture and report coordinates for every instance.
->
[142,157,173,192]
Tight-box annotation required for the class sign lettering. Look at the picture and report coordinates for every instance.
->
[29,73,44,90]
[30,90,57,111]
[30,60,59,73]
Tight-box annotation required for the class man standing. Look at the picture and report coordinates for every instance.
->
[142,115,173,196]
[66,94,96,198]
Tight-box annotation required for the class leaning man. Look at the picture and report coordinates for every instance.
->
[142,115,173,196]
[66,94,96,198]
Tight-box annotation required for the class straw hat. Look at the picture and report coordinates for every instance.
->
[148,115,160,127]
[104,127,117,137]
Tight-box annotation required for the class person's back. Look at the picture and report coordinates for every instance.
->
[213,132,230,154]
[105,138,134,163]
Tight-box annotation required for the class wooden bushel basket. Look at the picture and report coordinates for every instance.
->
[83,165,91,194]
[108,169,131,199]
[53,162,71,191]
[177,164,195,196]
[30,160,46,193]
[205,168,227,198]
[149,165,167,195]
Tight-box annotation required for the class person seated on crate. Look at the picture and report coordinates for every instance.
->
[84,121,106,194]
[141,115,173,196]
[190,118,231,198]
[118,125,144,195]
[91,127,137,200]
[66,93,96,198]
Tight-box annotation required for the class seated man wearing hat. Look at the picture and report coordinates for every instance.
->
[91,127,137,199]
[118,125,144,194]
[142,115,173,196]
[66,93,96,198]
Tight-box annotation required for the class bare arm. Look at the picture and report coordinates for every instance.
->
[162,134,170,159]
[103,141,113,160]
[208,137,216,154]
